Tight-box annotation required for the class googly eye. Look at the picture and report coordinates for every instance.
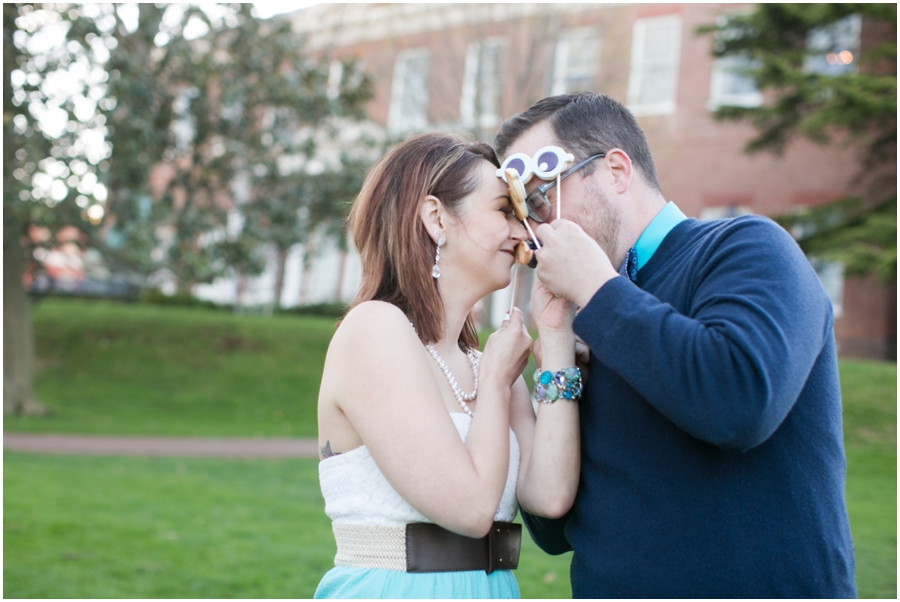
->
[532,146,574,179]
[496,153,533,185]
[497,146,574,184]
[537,151,558,173]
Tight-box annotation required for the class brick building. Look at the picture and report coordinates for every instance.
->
[272,2,893,358]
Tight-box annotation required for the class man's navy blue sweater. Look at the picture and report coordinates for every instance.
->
[524,216,856,598]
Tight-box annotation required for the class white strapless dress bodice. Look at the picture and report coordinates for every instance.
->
[319,412,519,525]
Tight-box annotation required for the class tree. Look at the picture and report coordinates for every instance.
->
[3,3,372,413]
[4,3,50,414]
[699,4,896,284]
[4,3,217,414]
[218,14,373,309]
[238,145,376,309]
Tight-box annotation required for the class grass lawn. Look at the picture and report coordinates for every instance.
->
[4,455,335,598]
[7,298,336,437]
[839,359,897,599]
[3,453,573,598]
[3,298,895,597]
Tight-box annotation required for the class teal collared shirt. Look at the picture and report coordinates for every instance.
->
[633,201,687,271]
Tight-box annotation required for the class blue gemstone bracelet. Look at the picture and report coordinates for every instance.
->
[531,366,583,404]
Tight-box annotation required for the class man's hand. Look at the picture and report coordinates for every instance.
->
[534,219,618,308]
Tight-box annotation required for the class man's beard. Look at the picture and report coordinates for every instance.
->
[578,179,622,266]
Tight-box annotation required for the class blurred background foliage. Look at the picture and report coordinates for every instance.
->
[699,3,896,284]
[4,3,375,414]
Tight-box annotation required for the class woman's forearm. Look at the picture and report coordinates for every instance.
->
[517,333,580,518]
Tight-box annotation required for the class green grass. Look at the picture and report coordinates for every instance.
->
[3,454,336,598]
[838,359,897,599]
[3,453,572,598]
[8,298,336,437]
[3,299,894,597]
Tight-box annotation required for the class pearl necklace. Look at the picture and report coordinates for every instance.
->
[425,344,479,417]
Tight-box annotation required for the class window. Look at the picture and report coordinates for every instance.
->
[810,258,844,317]
[327,60,343,100]
[326,59,367,101]
[708,55,763,110]
[460,39,504,130]
[706,13,762,110]
[806,14,861,76]
[388,49,430,133]
[627,15,682,116]
[551,28,600,95]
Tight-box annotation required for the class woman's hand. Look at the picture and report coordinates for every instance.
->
[531,276,576,369]
[531,275,575,336]
[480,307,533,390]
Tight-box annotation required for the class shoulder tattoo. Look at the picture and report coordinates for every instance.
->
[321,440,342,459]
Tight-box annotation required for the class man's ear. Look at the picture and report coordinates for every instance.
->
[419,195,445,242]
[603,148,634,195]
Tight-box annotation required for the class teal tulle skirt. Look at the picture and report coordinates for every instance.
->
[314,566,520,599]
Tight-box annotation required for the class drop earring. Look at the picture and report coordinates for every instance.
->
[432,229,445,278]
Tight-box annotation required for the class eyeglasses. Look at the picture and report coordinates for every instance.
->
[524,153,606,223]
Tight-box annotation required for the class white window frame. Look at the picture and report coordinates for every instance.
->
[460,38,505,130]
[627,15,682,116]
[805,14,861,76]
[551,28,601,95]
[388,48,430,133]
[707,55,763,110]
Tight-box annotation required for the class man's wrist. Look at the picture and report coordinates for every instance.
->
[573,270,615,309]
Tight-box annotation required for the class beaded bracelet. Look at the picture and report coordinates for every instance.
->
[531,366,583,404]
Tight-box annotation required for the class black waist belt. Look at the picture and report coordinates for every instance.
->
[406,521,521,574]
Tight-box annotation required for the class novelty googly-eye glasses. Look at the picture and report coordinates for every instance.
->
[495,146,575,185]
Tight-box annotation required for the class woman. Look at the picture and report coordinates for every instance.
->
[315,133,580,598]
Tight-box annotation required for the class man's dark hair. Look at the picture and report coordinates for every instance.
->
[494,92,662,193]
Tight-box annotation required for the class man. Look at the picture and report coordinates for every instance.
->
[494,92,856,598]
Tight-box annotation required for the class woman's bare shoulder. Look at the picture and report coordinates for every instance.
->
[337,301,413,339]
[322,302,424,405]
[343,300,409,323]
[328,301,420,361]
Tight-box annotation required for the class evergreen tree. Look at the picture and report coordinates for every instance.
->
[699,4,896,283]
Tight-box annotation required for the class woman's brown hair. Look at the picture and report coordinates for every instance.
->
[348,132,499,351]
